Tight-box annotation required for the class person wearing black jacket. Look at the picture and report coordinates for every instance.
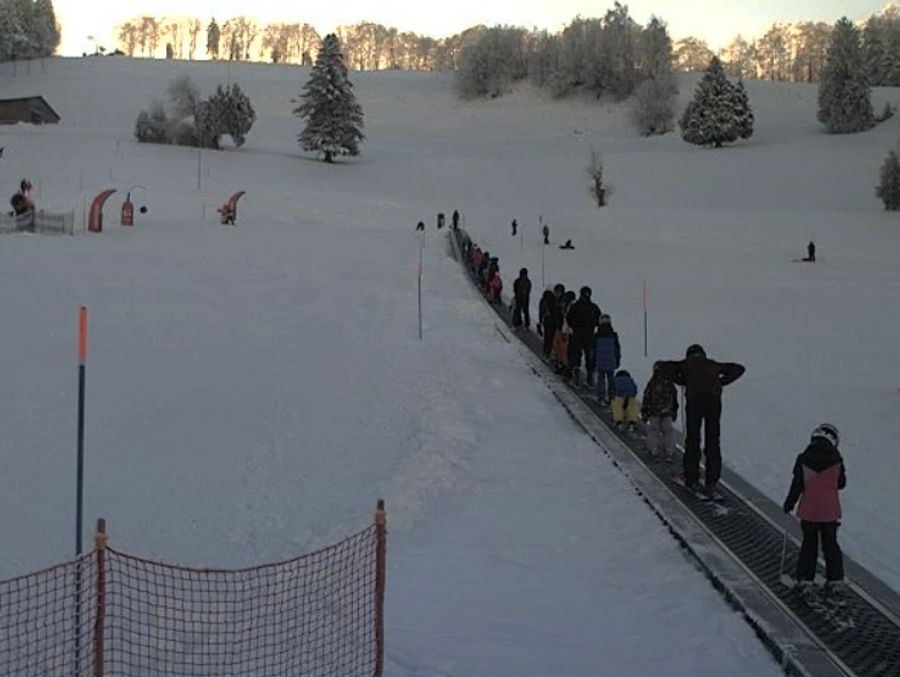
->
[537,289,557,357]
[512,268,532,329]
[783,424,846,592]
[659,344,745,494]
[565,286,601,385]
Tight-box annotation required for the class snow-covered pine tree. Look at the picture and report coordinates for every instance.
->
[733,78,754,139]
[294,34,365,163]
[818,17,875,134]
[679,56,743,148]
[876,149,900,210]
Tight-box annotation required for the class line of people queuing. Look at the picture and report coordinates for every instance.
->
[458,229,848,599]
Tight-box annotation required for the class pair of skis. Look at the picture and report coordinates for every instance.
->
[670,474,726,503]
[777,526,855,631]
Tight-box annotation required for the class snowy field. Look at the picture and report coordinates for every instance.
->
[0,54,893,675]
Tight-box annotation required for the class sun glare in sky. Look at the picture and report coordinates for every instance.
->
[57,0,888,57]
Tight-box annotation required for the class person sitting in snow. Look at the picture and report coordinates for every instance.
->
[641,362,679,460]
[612,369,640,432]
[559,239,574,250]
[783,423,846,601]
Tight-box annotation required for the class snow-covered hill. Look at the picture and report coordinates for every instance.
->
[1,55,897,675]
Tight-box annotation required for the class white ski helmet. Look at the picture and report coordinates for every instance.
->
[811,423,839,448]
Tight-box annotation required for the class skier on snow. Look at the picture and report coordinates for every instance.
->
[783,423,846,600]
[512,268,532,330]
[641,362,679,460]
[659,344,745,497]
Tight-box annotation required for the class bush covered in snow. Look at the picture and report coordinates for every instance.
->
[876,149,900,210]
[632,76,677,136]
[134,100,169,144]
[134,76,256,149]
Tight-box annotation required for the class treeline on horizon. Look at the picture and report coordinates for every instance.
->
[107,3,900,87]
[3,0,900,89]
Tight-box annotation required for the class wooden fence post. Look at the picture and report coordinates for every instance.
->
[93,518,108,677]
[373,500,387,677]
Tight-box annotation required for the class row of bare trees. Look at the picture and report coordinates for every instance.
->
[114,4,900,85]
[676,5,900,85]
[116,15,478,70]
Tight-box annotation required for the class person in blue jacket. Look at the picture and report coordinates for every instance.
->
[594,314,621,405]
[612,369,640,432]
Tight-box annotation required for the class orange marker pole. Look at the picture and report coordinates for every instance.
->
[76,306,87,555]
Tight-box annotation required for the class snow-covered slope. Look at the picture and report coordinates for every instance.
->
[0,55,892,675]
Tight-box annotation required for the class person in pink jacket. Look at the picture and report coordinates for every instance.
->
[783,423,846,597]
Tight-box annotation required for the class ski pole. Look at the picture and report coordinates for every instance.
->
[778,517,792,586]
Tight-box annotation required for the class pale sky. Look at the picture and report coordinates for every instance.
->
[57,0,889,57]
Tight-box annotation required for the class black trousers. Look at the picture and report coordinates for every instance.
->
[684,394,722,487]
[512,298,530,328]
[796,521,844,582]
[569,332,595,373]
[541,321,555,357]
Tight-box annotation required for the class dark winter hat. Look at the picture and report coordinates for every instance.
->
[520,268,528,276]
[811,423,839,448]
[686,344,706,358]
[579,286,592,298]
[553,283,565,295]
[600,314,611,324]
[615,369,630,378]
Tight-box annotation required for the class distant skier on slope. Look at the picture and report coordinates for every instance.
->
[659,345,745,497]
[452,209,460,230]
[511,219,517,236]
[805,241,816,262]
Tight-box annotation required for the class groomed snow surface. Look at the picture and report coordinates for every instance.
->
[2,55,895,676]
